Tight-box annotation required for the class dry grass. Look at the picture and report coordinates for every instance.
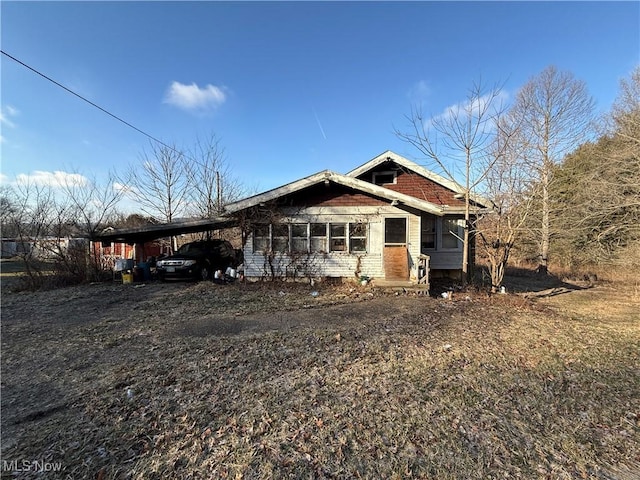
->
[1,278,638,479]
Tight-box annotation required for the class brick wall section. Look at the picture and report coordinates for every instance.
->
[357,169,466,207]
[280,183,388,207]
[278,169,465,208]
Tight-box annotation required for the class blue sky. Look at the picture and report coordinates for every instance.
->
[1,1,638,209]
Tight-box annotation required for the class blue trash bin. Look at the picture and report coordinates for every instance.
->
[137,262,151,281]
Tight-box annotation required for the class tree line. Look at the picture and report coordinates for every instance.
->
[398,65,639,291]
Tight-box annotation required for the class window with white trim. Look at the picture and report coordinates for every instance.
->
[272,224,289,252]
[442,218,462,249]
[372,171,397,186]
[252,222,368,254]
[349,222,367,252]
[253,225,270,252]
[421,216,436,250]
[291,224,308,253]
[330,223,347,252]
[310,223,327,253]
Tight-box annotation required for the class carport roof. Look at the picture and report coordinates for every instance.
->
[92,217,238,244]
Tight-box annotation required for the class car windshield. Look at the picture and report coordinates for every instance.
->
[176,243,205,255]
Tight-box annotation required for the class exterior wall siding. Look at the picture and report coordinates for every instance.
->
[239,174,472,281]
[242,206,419,281]
[419,215,465,270]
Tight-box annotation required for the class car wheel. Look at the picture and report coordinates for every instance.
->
[199,265,211,281]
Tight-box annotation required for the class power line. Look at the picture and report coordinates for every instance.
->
[1,49,178,153]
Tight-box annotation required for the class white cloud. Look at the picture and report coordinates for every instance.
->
[408,80,431,103]
[0,106,18,128]
[15,170,88,188]
[428,90,510,129]
[163,81,226,112]
[0,114,15,128]
[0,173,9,184]
[113,181,139,195]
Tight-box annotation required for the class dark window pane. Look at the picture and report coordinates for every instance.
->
[330,223,345,236]
[385,218,406,244]
[254,225,270,237]
[350,238,366,252]
[291,224,307,237]
[311,223,327,236]
[442,218,460,249]
[373,172,395,185]
[330,238,346,251]
[272,238,288,252]
[291,238,308,253]
[273,224,289,236]
[311,237,327,252]
[254,237,269,252]
[350,223,366,236]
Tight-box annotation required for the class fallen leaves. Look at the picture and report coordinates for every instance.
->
[1,281,638,479]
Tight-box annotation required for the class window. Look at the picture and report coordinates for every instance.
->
[421,216,436,250]
[272,224,289,252]
[291,224,308,253]
[442,218,461,249]
[253,225,270,252]
[310,223,327,252]
[253,222,368,254]
[372,171,397,185]
[349,223,367,252]
[330,223,347,252]
[384,217,407,244]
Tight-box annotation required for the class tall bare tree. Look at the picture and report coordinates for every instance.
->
[60,171,125,278]
[509,66,595,273]
[477,122,534,291]
[62,171,124,238]
[121,141,189,224]
[185,134,244,220]
[119,141,189,250]
[549,66,640,268]
[397,79,507,282]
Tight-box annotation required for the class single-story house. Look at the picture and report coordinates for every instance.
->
[225,150,490,287]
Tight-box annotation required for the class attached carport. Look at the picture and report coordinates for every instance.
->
[90,217,239,266]
[93,217,239,245]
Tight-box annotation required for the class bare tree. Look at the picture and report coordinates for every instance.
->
[1,182,70,288]
[119,141,189,250]
[612,65,640,144]
[477,125,534,291]
[509,66,595,273]
[61,171,125,279]
[121,141,189,224]
[397,79,507,282]
[185,134,244,221]
[62,171,124,238]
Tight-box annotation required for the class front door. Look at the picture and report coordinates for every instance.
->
[383,217,409,280]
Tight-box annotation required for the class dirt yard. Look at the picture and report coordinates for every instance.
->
[1,273,639,479]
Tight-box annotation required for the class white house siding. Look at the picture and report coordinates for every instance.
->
[419,215,465,270]
[428,251,464,270]
[242,206,423,281]
[407,214,421,281]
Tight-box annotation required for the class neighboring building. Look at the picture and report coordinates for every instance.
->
[1,237,87,260]
[225,151,490,286]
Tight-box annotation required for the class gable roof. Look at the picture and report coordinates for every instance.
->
[347,150,491,208]
[224,169,447,216]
